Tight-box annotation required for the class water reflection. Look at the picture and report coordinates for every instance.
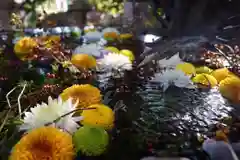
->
[182,88,232,125]
[135,83,235,149]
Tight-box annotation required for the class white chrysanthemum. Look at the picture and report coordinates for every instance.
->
[73,43,102,57]
[150,69,195,91]
[84,31,102,42]
[138,52,183,68]
[101,27,119,36]
[140,34,162,43]
[157,53,183,68]
[19,97,83,134]
[97,53,132,71]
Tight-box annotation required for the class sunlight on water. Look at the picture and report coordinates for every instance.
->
[180,88,232,126]
[136,83,234,138]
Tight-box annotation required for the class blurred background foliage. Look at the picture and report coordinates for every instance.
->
[88,0,124,16]
[20,0,55,26]
[15,0,125,27]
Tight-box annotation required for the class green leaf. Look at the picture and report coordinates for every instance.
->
[28,11,37,27]
[23,3,32,11]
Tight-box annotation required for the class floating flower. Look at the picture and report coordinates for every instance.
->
[104,46,120,53]
[73,43,102,57]
[44,36,61,47]
[71,54,97,69]
[176,62,196,76]
[103,32,119,40]
[211,68,230,83]
[73,125,109,156]
[140,34,162,43]
[157,53,183,68]
[192,73,218,88]
[49,35,61,42]
[70,26,82,38]
[102,27,119,35]
[119,49,135,61]
[150,69,195,91]
[40,35,61,43]
[38,35,61,48]
[14,37,37,58]
[84,25,96,33]
[9,126,74,160]
[119,33,133,40]
[102,27,119,40]
[195,66,213,74]
[19,97,82,133]
[219,76,240,103]
[97,50,111,59]
[97,53,132,71]
[60,84,102,108]
[81,104,114,130]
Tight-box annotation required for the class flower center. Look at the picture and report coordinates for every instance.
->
[31,141,52,159]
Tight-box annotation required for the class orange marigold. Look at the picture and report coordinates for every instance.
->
[9,126,74,160]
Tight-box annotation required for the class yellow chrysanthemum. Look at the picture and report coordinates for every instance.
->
[60,84,102,108]
[9,126,74,160]
[192,73,218,87]
[176,62,196,76]
[81,104,114,130]
[105,46,120,53]
[195,66,213,74]
[119,49,135,62]
[43,36,61,48]
[103,32,119,40]
[219,76,240,103]
[40,35,61,43]
[119,33,133,40]
[14,37,37,57]
[211,68,229,83]
[71,54,97,69]
[47,35,61,42]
